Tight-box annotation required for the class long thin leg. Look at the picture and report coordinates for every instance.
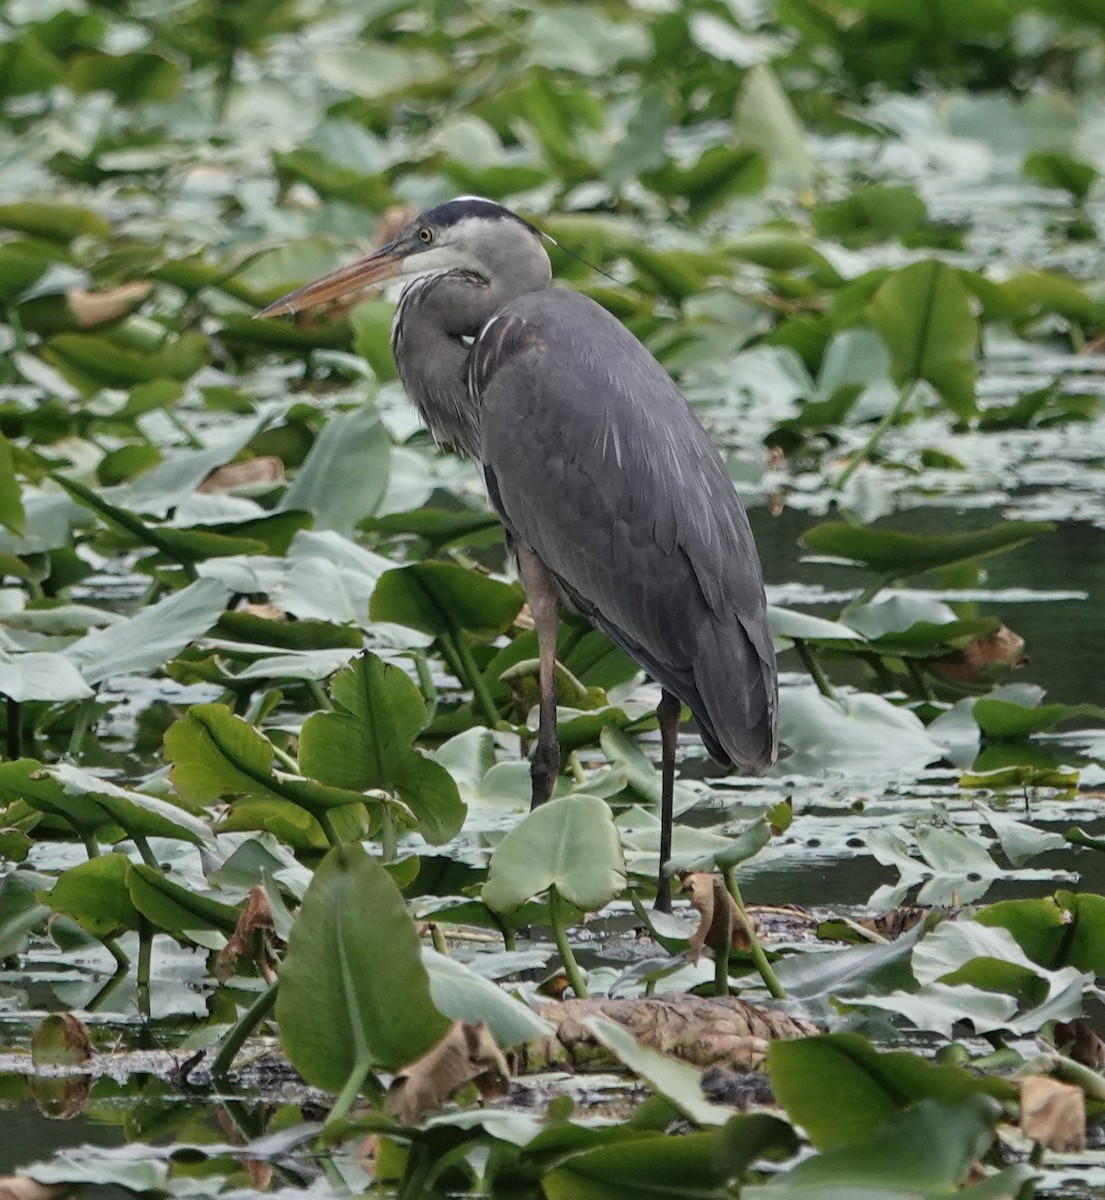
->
[517,546,561,809]
[655,689,681,913]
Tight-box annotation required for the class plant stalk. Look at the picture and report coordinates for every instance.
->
[132,835,160,869]
[548,885,588,998]
[210,979,279,1078]
[324,1055,374,1129]
[793,639,836,700]
[442,627,500,728]
[6,697,22,759]
[67,695,97,758]
[835,380,918,490]
[316,809,341,848]
[412,651,438,722]
[714,882,733,997]
[379,807,397,862]
[723,868,784,1000]
[137,918,153,1017]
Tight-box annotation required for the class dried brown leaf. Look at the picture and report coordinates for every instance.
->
[234,602,288,621]
[524,995,817,1073]
[0,1181,66,1200]
[859,906,930,940]
[197,456,285,493]
[66,281,152,328]
[215,885,277,983]
[1020,1075,1085,1151]
[930,625,1026,683]
[31,1012,93,1067]
[682,872,750,964]
[385,1021,510,1124]
[1054,1020,1105,1070]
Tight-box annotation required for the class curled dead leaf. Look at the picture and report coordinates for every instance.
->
[860,906,930,940]
[215,885,278,983]
[1019,1075,1085,1152]
[31,1012,93,1067]
[0,1178,66,1200]
[929,625,1026,683]
[1054,1020,1105,1070]
[523,995,817,1073]
[234,602,288,621]
[197,456,285,493]
[682,873,752,964]
[66,281,152,328]
[385,1021,510,1124]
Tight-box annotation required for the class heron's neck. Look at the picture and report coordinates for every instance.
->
[392,267,545,459]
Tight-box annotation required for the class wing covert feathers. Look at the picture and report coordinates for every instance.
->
[475,289,778,773]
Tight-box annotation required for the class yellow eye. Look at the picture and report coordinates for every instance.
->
[418,227,433,243]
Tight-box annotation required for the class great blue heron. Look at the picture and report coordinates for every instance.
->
[259,197,778,911]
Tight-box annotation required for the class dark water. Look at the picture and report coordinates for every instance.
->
[752,504,1105,710]
[0,1098,126,1174]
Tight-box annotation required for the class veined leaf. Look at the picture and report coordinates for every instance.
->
[867,259,978,418]
[276,843,450,1084]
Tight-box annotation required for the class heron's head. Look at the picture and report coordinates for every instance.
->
[257,197,551,318]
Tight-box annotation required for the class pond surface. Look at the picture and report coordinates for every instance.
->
[3,2,1105,1194]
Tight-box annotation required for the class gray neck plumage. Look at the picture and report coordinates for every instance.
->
[390,247,551,460]
[391,270,492,459]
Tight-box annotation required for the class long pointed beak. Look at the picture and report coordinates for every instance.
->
[255,240,408,319]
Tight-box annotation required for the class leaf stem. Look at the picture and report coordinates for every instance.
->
[104,937,130,972]
[137,918,153,1017]
[317,810,341,848]
[324,1054,374,1129]
[714,885,732,997]
[568,751,587,786]
[6,697,22,759]
[379,807,397,862]
[793,638,836,700]
[412,651,438,721]
[548,885,588,998]
[132,835,160,869]
[67,695,97,758]
[723,868,784,1000]
[210,979,279,1078]
[271,743,299,773]
[428,922,449,956]
[442,627,500,728]
[835,381,918,489]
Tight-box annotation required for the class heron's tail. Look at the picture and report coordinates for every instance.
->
[691,618,778,775]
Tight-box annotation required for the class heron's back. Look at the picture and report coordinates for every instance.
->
[472,289,778,773]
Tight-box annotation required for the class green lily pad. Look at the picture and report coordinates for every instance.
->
[276,843,450,1084]
[370,561,523,640]
[299,651,465,844]
[483,794,626,913]
[45,854,140,940]
[801,520,1054,576]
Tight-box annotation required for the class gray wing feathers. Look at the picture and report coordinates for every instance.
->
[475,290,778,773]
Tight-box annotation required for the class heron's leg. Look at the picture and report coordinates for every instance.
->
[517,546,561,809]
[654,689,681,913]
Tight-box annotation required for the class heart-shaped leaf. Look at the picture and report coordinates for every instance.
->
[483,794,626,913]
